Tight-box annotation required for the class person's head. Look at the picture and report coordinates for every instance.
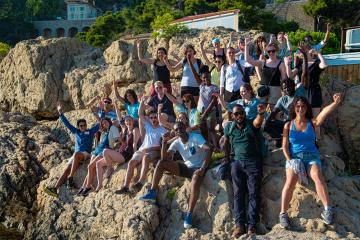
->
[124,89,138,105]
[238,37,245,51]
[231,104,246,125]
[102,97,113,111]
[308,49,318,60]
[289,96,313,120]
[182,94,197,110]
[176,112,189,126]
[77,119,87,132]
[240,83,255,100]
[277,32,285,43]
[146,107,159,126]
[173,121,188,139]
[100,117,112,131]
[199,65,211,85]
[281,78,296,96]
[154,81,164,95]
[214,56,224,68]
[156,47,167,61]
[183,44,196,58]
[266,43,279,59]
[303,34,313,45]
[255,35,267,56]
[123,115,134,128]
[212,38,221,48]
[226,47,236,61]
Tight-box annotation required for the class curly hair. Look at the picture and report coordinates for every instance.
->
[124,89,138,105]
[289,96,313,120]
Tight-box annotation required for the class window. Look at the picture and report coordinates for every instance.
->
[80,13,84,19]
[70,6,75,12]
[70,13,75,20]
[79,6,85,11]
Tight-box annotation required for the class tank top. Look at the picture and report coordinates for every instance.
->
[119,130,134,154]
[289,120,319,155]
[260,60,282,86]
[181,59,200,88]
[213,48,226,62]
[153,60,171,84]
[308,59,323,87]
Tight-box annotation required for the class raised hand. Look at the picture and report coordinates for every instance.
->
[57,101,64,114]
[135,39,141,48]
[257,104,266,114]
[230,31,237,38]
[284,56,292,66]
[284,34,289,40]
[158,103,163,112]
[200,38,207,45]
[333,93,342,105]
[326,23,332,32]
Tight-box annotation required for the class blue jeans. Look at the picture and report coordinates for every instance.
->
[231,159,262,228]
[287,151,321,171]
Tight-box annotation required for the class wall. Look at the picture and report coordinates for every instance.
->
[33,19,95,38]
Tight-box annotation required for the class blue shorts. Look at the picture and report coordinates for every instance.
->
[286,152,321,171]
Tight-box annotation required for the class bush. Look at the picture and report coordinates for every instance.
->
[151,13,189,41]
[0,42,10,59]
[288,29,340,54]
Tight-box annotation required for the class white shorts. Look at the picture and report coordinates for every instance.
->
[67,151,91,165]
[131,150,160,162]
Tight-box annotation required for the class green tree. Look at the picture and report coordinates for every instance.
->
[26,0,65,20]
[151,13,189,41]
[0,42,11,59]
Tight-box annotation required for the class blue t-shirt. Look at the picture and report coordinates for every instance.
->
[60,114,99,153]
[125,102,140,119]
[98,109,117,120]
[227,98,261,120]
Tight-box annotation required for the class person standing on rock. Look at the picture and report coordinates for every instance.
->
[43,102,100,197]
[223,104,266,237]
[138,121,212,229]
[164,44,203,100]
[115,96,167,194]
[279,94,342,228]
[135,39,179,96]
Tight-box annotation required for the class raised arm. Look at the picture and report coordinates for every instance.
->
[57,102,77,134]
[164,87,182,105]
[163,55,183,72]
[113,80,126,104]
[187,55,202,86]
[135,39,154,65]
[245,38,263,67]
[138,96,148,139]
[86,95,100,108]
[299,45,309,88]
[279,61,287,80]
[313,93,341,127]
[157,104,174,130]
[200,38,212,66]
[284,56,295,79]
[317,52,328,69]
[282,122,292,161]
[284,34,292,53]
[161,132,175,161]
[252,104,266,128]
[169,52,181,63]
[323,23,331,44]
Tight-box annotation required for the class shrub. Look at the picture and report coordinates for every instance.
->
[288,29,340,54]
[151,13,189,41]
[0,42,10,59]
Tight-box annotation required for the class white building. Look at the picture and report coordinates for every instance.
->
[66,0,98,20]
[172,10,240,31]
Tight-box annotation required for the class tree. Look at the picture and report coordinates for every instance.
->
[26,0,65,20]
[151,13,189,41]
[0,42,11,59]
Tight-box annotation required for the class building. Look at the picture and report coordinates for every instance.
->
[33,0,100,38]
[172,10,240,32]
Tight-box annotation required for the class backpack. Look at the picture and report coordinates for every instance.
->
[228,121,268,160]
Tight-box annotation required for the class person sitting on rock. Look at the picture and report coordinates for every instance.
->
[113,80,140,122]
[78,117,120,196]
[43,102,99,197]
[115,97,167,194]
[87,95,117,121]
[279,93,342,229]
[135,39,180,96]
[223,104,266,237]
[147,81,176,123]
[138,121,212,229]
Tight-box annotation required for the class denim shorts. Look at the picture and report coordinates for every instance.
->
[286,151,321,171]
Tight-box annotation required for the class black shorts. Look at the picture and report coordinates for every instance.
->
[224,89,240,102]
[121,150,133,162]
[177,162,200,179]
[181,86,200,97]
[308,85,322,108]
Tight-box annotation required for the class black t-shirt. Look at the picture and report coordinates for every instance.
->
[152,60,171,84]
[148,95,175,118]
[308,59,323,87]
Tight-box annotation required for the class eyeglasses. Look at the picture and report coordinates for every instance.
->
[215,60,223,63]
[267,50,276,54]
[233,111,245,116]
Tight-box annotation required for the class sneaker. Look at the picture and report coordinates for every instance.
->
[115,186,130,195]
[81,187,92,196]
[132,182,143,193]
[183,212,192,229]
[67,177,75,189]
[77,188,84,196]
[138,189,156,203]
[231,225,246,238]
[321,208,333,225]
[279,212,290,229]
[43,186,58,198]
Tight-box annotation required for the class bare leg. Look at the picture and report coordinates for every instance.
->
[69,152,85,177]
[55,164,71,189]
[84,155,102,188]
[137,155,151,184]
[151,160,180,189]
[95,159,107,192]
[280,169,299,213]
[309,164,330,207]
[123,159,140,187]
[188,171,204,212]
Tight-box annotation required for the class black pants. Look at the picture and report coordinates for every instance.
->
[264,119,285,139]
[231,159,262,228]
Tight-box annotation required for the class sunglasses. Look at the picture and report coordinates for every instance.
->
[267,50,276,54]
[79,124,86,127]
[104,101,111,104]
[215,60,223,63]
[233,111,245,116]
[149,116,157,120]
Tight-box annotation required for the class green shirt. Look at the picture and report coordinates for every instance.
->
[224,121,260,161]
[211,67,221,87]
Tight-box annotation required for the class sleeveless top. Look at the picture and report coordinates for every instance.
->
[260,60,282,86]
[289,120,319,155]
[119,129,135,155]
[213,48,226,62]
[308,59,323,87]
[152,60,171,84]
[181,59,201,88]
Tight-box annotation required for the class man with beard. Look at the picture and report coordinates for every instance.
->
[138,122,212,229]
[223,103,266,237]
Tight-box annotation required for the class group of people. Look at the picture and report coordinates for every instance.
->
[43,24,343,238]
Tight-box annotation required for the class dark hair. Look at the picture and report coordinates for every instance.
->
[183,44,196,55]
[280,78,295,90]
[277,31,285,36]
[256,36,267,57]
[182,94,197,109]
[146,107,157,116]
[199,65,210,75]
[156,47,168,61]
[289,96,313,120]
[100,117,112,130]
[304,34,313,41]
[174,121,186,130]
[77,119,86,127]
[232,104,245,111]
[124,89,138,105]
[267,42,279,51]
[240,83,256,98]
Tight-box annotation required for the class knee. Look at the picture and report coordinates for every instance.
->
[88,161,96,170]
[128,159,138,168]
[191,172,201,183]
[103,149,110,157]
[74,152,82,160]
[310,169,324,184]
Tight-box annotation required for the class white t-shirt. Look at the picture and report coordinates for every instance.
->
[220,62,245,92]
[108,125,120,149]
[168,132,208,168]
[139,122,167,151]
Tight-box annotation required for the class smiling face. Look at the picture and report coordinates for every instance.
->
[78,121,87,132]
[184,46,195,58]
[154,82,164,95]
[157,49,166,60]
[124,117,134,128]
[281,80,295,96]
[101,119,110,130]
[232,105,246,125]
[240,85,251,100]
[148,113,159,126]
[177,113,188,126]
[266,46,277,57]
[173,122,187,139]
[214,56,224,68]
[227,48,236,61]
[201,72,211,85]
[277,33,285,43]
[126,92,135,104]
[294,99,307,117]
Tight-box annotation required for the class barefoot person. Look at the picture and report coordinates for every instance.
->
[138,122,212,229]
[279,94,342,229]
[43,102,99,197]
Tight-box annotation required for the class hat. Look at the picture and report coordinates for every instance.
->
[212,38,220,44]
